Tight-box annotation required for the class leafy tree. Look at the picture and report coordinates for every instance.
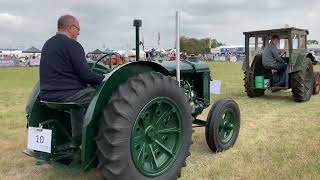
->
[180,36,224,55]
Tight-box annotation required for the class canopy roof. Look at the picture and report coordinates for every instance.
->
[88,49,105,54]
[104,48,115,53]
[22,46,41,53]
[243,27,309,36]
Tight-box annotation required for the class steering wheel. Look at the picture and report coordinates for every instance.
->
[280,51,287,57]
[90,52,121,72]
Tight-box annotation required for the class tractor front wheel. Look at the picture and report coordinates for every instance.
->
[205,98,240,152]
[96,72,193,180]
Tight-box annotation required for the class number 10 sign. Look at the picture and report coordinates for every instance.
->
[27,127,52,153]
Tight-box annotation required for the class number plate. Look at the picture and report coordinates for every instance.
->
[210,80,221,94]
[27,127,52,153]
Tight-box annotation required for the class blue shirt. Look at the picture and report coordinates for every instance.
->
[39,33,104,101]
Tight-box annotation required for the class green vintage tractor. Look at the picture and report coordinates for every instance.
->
[242,27,318,102]
[24,20,240,180]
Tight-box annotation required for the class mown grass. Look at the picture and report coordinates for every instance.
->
[0,63,319,180]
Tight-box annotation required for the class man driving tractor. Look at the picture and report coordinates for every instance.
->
[262,35,288,87]
[40,15,104,148]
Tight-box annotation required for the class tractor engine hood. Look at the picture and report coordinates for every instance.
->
[159,60,210,75]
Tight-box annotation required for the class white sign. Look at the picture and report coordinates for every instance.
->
[210,80,221,94]
[29,57,40,66]
[27,127,52,153]
[230,56,237,62]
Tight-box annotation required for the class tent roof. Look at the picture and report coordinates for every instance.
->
[88,49,105,54]
[104,48,114,53]
[22,46,41,53]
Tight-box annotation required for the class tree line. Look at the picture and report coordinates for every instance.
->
[180,36,224,55]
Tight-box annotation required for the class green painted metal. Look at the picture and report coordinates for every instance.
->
[130,97,183,177]
[201,72,211,107]
[89,52,122,71]
[187,60,211,73]
[194,101,205,116]
[25,81,40,114]
[159,60,210,75]
[81,61,170,168]
[178,71,210,117]
[218,109,236,145]
[87,59,111,73]
[25,59,211,171]
[159,61,193,74]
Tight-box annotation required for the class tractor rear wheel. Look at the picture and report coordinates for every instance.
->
[205,98,240,152]
[291,58,314,102]
[96,72,193,180]
[244,71,265,97]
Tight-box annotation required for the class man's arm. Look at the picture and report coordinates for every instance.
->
[68,42,104,86]
[271,46,286,64]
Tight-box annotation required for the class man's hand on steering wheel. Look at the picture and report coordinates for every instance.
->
[280,50,286,57]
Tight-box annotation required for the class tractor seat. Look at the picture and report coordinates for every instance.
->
[41,101,84,110]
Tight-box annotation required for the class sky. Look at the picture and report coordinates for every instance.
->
[0,0,319,52]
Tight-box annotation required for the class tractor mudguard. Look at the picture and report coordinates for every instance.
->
[26,80,40,115]
[81,61,170,168]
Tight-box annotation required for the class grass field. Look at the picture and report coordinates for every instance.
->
[0,62,319,180]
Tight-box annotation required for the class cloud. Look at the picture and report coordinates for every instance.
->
[0,0,319,51]
[0,13,26,29]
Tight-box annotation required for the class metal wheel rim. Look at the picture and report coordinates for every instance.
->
[130,97,183,177]
[218,108,236,144]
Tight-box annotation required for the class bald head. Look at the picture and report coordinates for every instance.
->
[57,14,80,40]
[58,15,77,30]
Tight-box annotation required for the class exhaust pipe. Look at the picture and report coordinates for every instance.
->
[133,19,142,61]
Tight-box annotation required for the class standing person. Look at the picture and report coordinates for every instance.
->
[40,14,104,147]
[150,48,156,61]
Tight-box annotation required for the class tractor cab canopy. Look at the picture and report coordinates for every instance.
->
[242,27,309,70]
[243,27,308,37]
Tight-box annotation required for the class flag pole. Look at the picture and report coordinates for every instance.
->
[176,11,180,86]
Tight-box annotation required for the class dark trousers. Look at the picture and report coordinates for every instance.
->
[62,87,96,141]
[273,63,288,85]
